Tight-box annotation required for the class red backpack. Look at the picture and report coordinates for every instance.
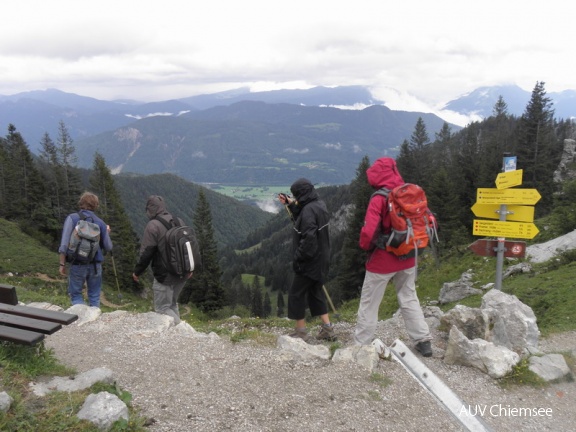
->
[372,183,438,259]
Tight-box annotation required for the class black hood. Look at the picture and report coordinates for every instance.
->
[290,178,318,205]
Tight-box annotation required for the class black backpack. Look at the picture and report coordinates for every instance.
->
[155,216,201,277]
[66,212,101,263]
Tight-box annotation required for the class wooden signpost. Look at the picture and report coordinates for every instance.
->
[470,159,539,289]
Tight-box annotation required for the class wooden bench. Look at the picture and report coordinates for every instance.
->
[0,284,78,346]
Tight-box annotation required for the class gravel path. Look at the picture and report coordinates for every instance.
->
[45,312,576,432]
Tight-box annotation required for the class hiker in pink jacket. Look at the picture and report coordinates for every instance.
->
[353,157,433,357]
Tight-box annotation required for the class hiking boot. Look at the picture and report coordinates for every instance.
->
[415,340,432,357]
[316,323,337,341]
[289,328,314,343]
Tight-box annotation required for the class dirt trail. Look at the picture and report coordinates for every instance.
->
[45,313,576,432]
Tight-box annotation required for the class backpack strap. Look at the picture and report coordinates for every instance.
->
[370,188,390,200]
[368,188,391,250]
[77,211,95,223]
[155,215,181,230]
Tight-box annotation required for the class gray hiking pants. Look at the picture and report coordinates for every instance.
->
[354,267,431,345]
[152,278,186,324]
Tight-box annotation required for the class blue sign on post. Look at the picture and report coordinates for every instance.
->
[503,156,517,172]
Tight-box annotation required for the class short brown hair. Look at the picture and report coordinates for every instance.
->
[78,192,99,210]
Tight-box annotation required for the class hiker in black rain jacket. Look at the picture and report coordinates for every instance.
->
[278,178,336,342]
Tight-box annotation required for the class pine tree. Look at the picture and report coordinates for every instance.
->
[516,81,560,214]
[56,121,82,213]
[407,117,431,185]
[0,136,7,215]
[37,131,79,248]
[332,156,372,302]
[186,189,225,312]
[238,280,251,309]
[426,166,467,251]
[276,291,285,317]
[396,139,418,182]
[1,125,49,227]
[89,152,139,293]
[250,275,263,317]
[263,291,272,318]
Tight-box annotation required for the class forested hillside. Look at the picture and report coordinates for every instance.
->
[113,173,272,246]
[222,82,576,306]
[1,82,576,317]
[72,101,451,185]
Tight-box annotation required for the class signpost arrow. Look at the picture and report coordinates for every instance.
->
[470,203,535,222]
[495,169,523,189]
[476,188,541,205]
[468,239,526,258]
[473,220,539,239]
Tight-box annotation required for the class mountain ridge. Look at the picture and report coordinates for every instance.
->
[3,84,574,156]
[73,101,450,186]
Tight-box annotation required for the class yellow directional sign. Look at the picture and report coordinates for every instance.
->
[473,220,540,239]
[476,188,541,205]
[496,169,523,189]
[471,203,535,222]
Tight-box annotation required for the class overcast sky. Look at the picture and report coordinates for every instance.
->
[1,0,572,120]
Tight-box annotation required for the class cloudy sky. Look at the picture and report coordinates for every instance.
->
[1,0,572,118]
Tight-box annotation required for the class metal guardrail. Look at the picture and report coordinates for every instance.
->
[389,339,495,432]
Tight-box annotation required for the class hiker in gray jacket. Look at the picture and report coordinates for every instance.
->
[132,195,192,324]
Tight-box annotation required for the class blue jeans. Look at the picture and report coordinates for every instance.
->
[68,263,102,307]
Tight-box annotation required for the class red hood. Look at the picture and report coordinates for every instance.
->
[366,157,405,190]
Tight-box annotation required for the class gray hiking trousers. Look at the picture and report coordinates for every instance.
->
[354,267,431,345]
[152,278,186,324]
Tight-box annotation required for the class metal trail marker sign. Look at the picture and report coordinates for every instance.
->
[471,159,539,290]
[496,169,523,189]
[476,188,541,205]
[473,220,540,239]
[471,203,535,222]
[468,239,526,258]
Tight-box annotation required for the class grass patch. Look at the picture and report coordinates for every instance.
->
[366,390,382,401]
[501,260,576,336]
[0,219,60,277]
[0,343,147,431]
[369,372,393,388]
[498,358,548,388]
[229,329,277,346]
[328,341,342,358]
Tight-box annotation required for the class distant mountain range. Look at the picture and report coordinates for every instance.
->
[73,101,449,185]
[1,85,574,186]
[442,85,576,119]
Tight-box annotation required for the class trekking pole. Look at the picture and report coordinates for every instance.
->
[110,252,122,299]
[322,285,340,320]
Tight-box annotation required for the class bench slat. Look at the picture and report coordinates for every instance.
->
[0,304,78,325]
[0,313,62,334]
[0,325,45,346]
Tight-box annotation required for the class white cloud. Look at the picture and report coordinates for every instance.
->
[0,0,573,110]
[284,148,309,154]
[321,143,342,150]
